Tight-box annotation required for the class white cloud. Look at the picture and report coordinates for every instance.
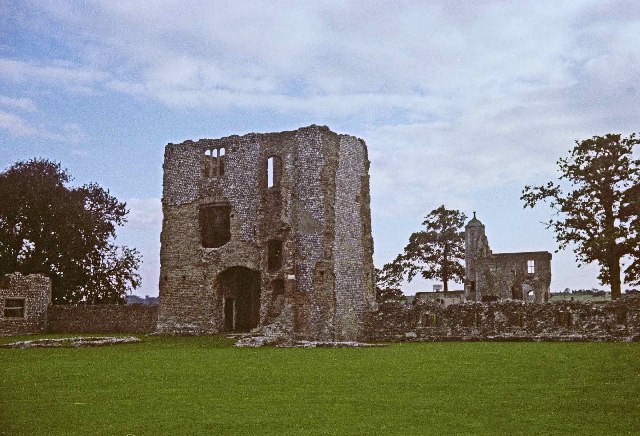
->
[0,110,40,137]
[0,109,85,142]
[126,198,162,230]
[12,1,640,137]
[0,95,36,112]
[0,58,108,93]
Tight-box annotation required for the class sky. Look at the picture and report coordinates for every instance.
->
[1,0,639,296]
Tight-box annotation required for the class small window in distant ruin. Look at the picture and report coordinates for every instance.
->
[272,278,285,296]
[3,298,25,318]
[528,260,535,274]
[200,204,231,248]
[203,147,226,178]
[268,239,283,271]
[266,156,282,189]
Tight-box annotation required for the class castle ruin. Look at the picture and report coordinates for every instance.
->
[157,125,376,340]
[464,213,552,302]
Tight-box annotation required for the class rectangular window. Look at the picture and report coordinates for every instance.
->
[528,260,535,274]
[200,204,232,248]
[3,298,25,318]
[267,157,274,188]
[266,156,282,189]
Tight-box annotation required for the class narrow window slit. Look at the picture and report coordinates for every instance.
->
[267,157,274,188]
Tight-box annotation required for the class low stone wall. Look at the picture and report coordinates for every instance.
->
[363,295,640,342]
[47,304,158,334]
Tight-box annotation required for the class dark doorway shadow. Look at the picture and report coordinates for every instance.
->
[218,267,261,332]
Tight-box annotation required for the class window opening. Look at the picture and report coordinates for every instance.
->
[200,204,231,248]
[218,151,225,176]
[268,239,283,271]
[267,157,274,188]
[203,147,226,178]
[219,267,261,332]
[266,156,282,189]
[527,260,535,274]
[3,298,25,318]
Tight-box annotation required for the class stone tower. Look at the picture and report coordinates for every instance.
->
[157,125,376,340]
[464,212,489,301]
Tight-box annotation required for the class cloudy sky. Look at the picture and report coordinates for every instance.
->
[1,1,639,296]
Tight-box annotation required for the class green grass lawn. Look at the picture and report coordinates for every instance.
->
[1,335,639,435]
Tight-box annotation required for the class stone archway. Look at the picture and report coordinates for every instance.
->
[522,283,534,302]
[217,267,261,332]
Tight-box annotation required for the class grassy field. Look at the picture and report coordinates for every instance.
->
[1,335,639,435]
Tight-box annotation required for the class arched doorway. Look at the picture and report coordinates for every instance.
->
[218,267,261,332]
[522,283,534,302]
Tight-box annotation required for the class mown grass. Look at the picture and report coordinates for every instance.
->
[1,335,639,435]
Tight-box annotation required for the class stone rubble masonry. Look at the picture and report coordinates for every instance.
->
[0,273,51,335]
[364,296,640,342]
[47,304,158,334]
[158,125,376,340]
[464,215,552,302]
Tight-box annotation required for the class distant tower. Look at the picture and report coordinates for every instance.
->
[464,212,489,301]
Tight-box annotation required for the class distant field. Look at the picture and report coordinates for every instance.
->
[1,335,639,435]
[549,293,610,302]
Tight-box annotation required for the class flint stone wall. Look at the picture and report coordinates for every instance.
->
[47,304,158,334]
[0,273,51,335]
[364,296,640,342]
[158,125,375,340]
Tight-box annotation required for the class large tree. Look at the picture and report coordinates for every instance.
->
[0,159,141,303]
[622,183,640,285]
[382,205,466,292]
[522,133,640,299]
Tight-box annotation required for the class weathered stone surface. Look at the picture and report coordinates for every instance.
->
[0,273,51,336]
[158,125,376,340]
[364,295,640,342]
[47,304,157,334]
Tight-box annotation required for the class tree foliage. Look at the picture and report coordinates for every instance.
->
[0,159,141,303]
[374,267,405,305]
[522,133,640,299]
[382,205,466,292]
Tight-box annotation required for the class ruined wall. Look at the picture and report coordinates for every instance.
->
[364,296,640,342]
[333,135,376,339]
[488,252,552,301]
[47,304,158,333]
[0,273,51,335]
[465,215,551,302]
[158,125,375,340]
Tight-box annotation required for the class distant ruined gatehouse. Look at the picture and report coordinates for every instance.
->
[464,213,552,303]
[157,125,376,340]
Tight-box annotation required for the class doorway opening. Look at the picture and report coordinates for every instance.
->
[218,267,261,332]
